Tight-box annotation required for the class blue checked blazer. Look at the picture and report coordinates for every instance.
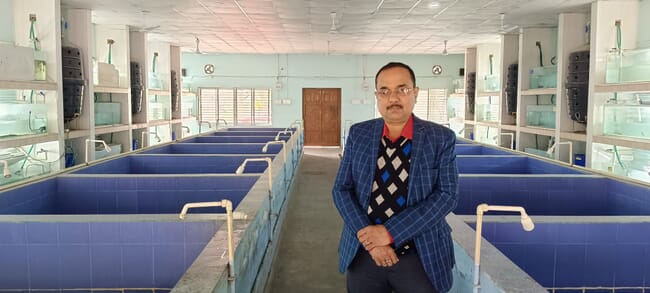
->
[333,115,459,292]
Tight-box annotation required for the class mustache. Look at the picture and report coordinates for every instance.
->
[387,104,403,110]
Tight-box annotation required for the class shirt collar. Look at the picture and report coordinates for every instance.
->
[382,115,414,142]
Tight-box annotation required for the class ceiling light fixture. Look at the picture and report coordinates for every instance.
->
[428,1,441,9]
[232,0,254,24]
[405,0,423,16]
[442,40,448,55]
[371,0,386,15]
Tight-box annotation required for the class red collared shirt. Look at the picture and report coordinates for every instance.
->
[382,115,414,142]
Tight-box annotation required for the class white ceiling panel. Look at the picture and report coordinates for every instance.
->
[61,0,593,54]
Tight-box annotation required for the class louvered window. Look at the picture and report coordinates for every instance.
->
[199,87,272,126]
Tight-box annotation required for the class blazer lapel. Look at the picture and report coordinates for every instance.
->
[360,119,384,206]
[407,116,426,205]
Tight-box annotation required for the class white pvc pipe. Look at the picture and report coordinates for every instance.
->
[547,141,574,165]
[474,204,534,293]
[198,120,212,133]
[179,199,243,293]
[85,139,111,164]
[235,158,273,192]
[216,119,228,129]
[262,140,286,162]
[1,160,11,178]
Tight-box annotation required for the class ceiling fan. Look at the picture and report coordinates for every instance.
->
[468,13,519,35]
[442,40,448,55]
[195,36,203,54]
[328,11,339,34]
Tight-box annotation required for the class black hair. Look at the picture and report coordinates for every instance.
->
[374,62,416,87]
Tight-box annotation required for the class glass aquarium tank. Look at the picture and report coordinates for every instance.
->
[475,96,500,123]
[0,90,48,138]
[94,102,121,126]
[482,75,500,92]
[182,93,197,118]
[148,94,170,121]
[602,93,650,140]
[474,124,499,146]
[529,66,557,88]
[525,105,556,128]
[606,47,650,83]
[592,143,650,184]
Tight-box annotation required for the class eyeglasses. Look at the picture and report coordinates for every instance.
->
[375,86,414,99]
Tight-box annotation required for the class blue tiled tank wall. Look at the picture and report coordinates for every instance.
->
[455,176,650,216]
[0,176,257,215]
[72,155,273,174]
[474,222,650,291]
[142,143,283,155]
[0,221,220,291]
[182,136,290,143]
[457,156,587,174]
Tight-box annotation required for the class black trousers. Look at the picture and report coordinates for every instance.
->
[346,249,440,293]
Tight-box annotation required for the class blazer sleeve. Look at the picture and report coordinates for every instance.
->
[383,129,459,246]
[332,125,371,234]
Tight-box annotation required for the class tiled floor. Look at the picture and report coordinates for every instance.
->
[264,147,346,293]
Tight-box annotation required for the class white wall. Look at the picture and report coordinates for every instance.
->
[638,0,650,48]
[181,53,465,135]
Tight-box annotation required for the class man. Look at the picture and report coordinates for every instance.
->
[332,62,459,293]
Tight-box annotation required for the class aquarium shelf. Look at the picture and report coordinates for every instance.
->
[0,133,59,149]
[595,82,650,93]
[0,80,58,91]
[520,88,557,96]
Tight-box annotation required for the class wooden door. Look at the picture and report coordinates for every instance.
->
[302,88,341,146]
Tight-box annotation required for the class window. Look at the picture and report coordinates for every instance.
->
[374,88,448,125]
[199,87,272,126]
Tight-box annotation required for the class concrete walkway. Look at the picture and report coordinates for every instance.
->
[264,148,346,293]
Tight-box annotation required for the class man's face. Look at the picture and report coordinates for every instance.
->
[375,67,418,124]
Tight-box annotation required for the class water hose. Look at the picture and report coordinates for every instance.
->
[107,39,114,64]
[488,54,493,75]
[535,41,543,67]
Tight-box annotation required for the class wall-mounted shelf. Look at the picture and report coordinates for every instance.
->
[519,126,555,137]
[94,86,129,94]
[171,119,183,124]
[475,121,499,128]
[64,130,89,140]
[148,89,170,96]
[0,80,58,91]
[560,131,587,142]
[464,120,476,125]
[594,82,650,93]
[520,88,557,96]
[501,124,517,131]
[0,133,59,149]
[477,91,501,97]
[593,135,650,151]
[149,120,170,127]
[132,123,148,130]
[95,124,130,135]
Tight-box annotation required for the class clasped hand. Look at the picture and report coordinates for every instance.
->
[357,225,399,267]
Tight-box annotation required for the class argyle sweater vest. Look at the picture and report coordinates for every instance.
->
[367,136,415,255]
